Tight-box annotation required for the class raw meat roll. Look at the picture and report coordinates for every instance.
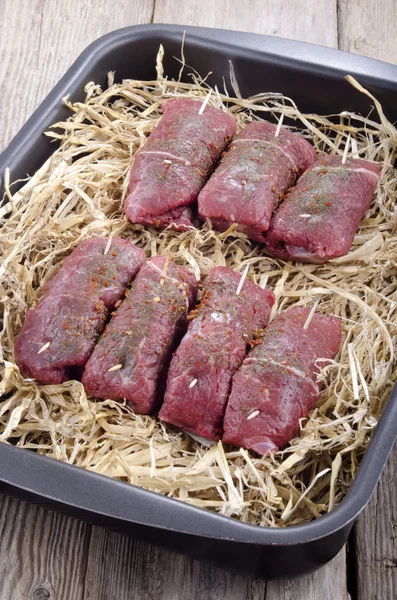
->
[223,307,342,454]
[198,121,316,242]
[82,257,198,414]
[159,267,275,440]
[14,238,146,384]
[124,98,236,230]
[265,156,381,262]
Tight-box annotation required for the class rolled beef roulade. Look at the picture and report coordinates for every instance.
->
[124,98,236,230]
[223,307,342,454]
[159,267,275,440]
[82,257,198,414]
[265,156,381,263]
[14,238,146,384]
[198,121,316,242]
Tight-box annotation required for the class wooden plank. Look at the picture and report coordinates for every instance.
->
[0,0,154,151]
[353,445,397,600]
[153,0,338,48]
[83,526,349,600]
[0,493,91,600]
[267,549,350,600]
[338,0,397,64]
[338,4,397,597]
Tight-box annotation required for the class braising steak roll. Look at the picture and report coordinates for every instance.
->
[14,238,146,384]
[124,98,236,231]
[159,267,275,440]
[223,307,342,454]
[198,121,316,242]
[82,257,198,414]
[264,156,381,263]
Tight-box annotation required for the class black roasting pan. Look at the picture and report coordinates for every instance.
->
[0,24,397,579]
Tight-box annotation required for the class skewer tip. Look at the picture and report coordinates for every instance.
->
[103,237,113,256]
[107,363,123,372]
[274,112,285,138]
[198,89,212,115]
[37,341,51,354]
[236,264,249,295]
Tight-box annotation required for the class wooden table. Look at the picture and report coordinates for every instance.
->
[1,1,396,598]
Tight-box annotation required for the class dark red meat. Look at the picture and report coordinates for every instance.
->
[198,121,316,242]
[265,155,381,263]
[158,267,275,440]
[124,98,236,230]
[14,238,146,385]
[223,307,341,454]
[149,205,195,231]
[82,257,198,414]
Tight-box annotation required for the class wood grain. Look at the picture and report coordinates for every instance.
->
[338,5,397,597]
[83,526,349,600]
[0,0,154,152]
[0,493,91,600]
[353,444,397,600]
[338,0,397,64]
[153,0,338,48]
[267,547,350,600]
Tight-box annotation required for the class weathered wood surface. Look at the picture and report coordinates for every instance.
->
[0,494,91,600]
[338,0,397,64]
[83,527,350,600]
[0,0,154,152]
[337,5,397,597]
[353,447,397,600]
[153,0,338,47]
[0,1,396,599]
[0,490,350,600]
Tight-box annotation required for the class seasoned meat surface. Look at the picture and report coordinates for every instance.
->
[124,98,236,230]
[223,307,341,454]
[14,238,146,384]
[159,267,275,440]
[198,121,316,242]
[265,156,380,262]
[82,257,198,414]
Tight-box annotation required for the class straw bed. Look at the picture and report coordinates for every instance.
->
[0,47,396,527]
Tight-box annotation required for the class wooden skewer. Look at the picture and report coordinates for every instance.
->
[236,265,249,295]
[303,298,320,330]
[259,275,268,290]
[160,257,170,285]
[198,89,212,115]
[103,236,112,256]
[107,363,123,372]
[341,133,351,165]
[275,112,285,137]
[247,410,260,420]
[37,342,50,354]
